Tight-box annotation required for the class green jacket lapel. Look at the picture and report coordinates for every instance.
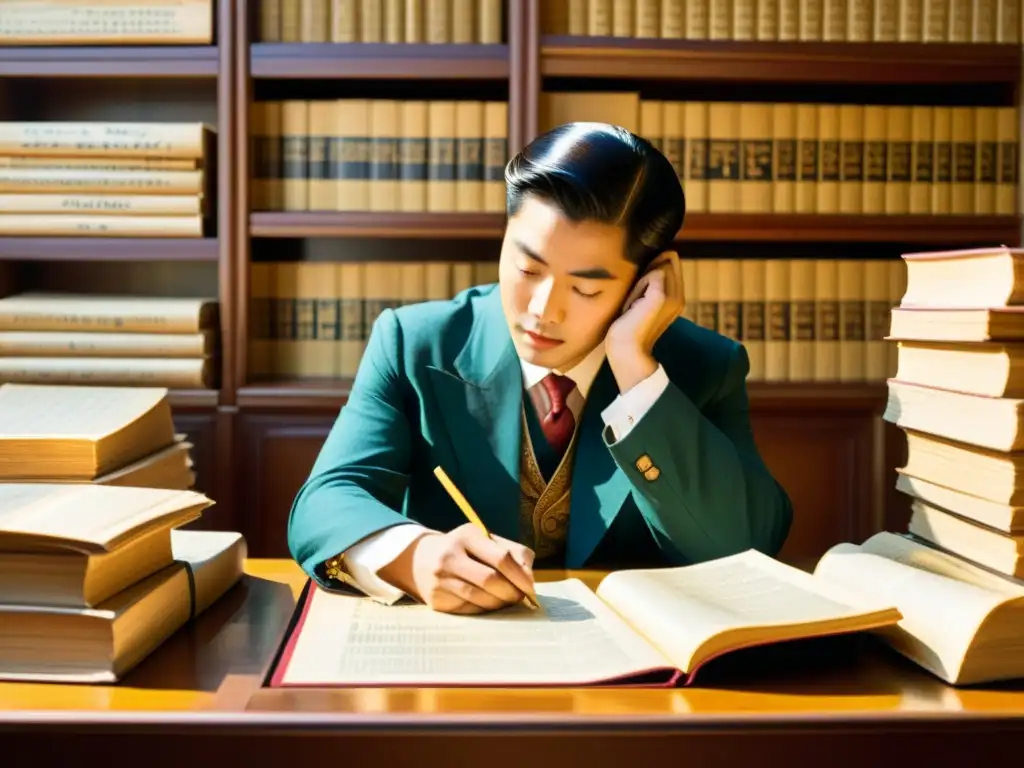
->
[425,288,523,542]
[566,360,632,567]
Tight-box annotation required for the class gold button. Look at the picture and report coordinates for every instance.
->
[644,467,661,481]
[635,454,653,472]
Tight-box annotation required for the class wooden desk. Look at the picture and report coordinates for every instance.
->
[1,559,1023,767]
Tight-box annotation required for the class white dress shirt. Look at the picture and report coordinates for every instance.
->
[335,346,670,604]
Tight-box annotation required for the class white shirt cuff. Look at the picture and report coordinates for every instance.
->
[600,363,669,442]
[340,523,433,604]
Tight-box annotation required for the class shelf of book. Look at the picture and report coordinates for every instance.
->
[248,212,1019,244]
[0,46,220,78]
[168,389,220,409]
[678,214,1022,244]
[539,37,1022,84]
[250,42,511,79]
[250,211,508,239]
[0,237,221,262]
[237,379,888,412]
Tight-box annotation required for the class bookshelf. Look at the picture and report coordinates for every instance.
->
[0,0,1020,564]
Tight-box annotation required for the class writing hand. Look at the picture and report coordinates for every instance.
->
[378,523,536,614]
[605,250,686,391]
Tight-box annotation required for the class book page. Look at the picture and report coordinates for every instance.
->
[812,532,1024,681]
[595,549,900,672]
[276,579,675,687]
[0,383,166,439]
[0,484,208,552]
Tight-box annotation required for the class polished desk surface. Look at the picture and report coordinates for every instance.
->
[2,559,1024,725]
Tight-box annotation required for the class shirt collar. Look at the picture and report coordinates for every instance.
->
[519,342,606,399]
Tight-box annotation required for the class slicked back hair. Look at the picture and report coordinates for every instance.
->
[504,122,686,273]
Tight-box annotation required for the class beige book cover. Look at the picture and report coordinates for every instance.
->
[301,0,329,40]
[837,260,865,381]
[772,104,797,213]
[764,259,790,381]
[684,101,709,212]
[909,105,934,214]
[813,259,840,381]
[816,104,841,213]
[334,99,370,212]
[707,102,741,212]
[455,101,485,212]
[331,0,359,41]
[370,100,401,212]
[795,104,818,212]
[931,106,953,214]
[399,100,429,212]
[788,258,816,381]
[739,103,773,213]
[428,101,457,212]
[282,101,310,212]
[741,259,767,380]
[861,105,887,214]
[839,104,864,214]
[885,106,913,214]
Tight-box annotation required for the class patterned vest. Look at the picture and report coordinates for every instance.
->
[516,406,580,568]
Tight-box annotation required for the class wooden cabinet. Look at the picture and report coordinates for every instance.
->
[234,393,897,564]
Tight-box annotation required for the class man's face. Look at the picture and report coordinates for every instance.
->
[498,195,639,371]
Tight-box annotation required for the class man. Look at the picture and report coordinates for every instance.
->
[288,122,793,615]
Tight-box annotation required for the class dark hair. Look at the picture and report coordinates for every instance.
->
[505,122,685,270]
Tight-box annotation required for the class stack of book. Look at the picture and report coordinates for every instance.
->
[883,245,1024,580]
[0,293,218,390]
[0,0,214,45]
[0,482,244,683]
[0,120,214,238]
[0,383,195,491]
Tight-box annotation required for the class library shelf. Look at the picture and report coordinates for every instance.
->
[250,211,507,238]
[540,37,1022,84]
[250,42,510,79]
[0,237,220,262]
[0,46,219,78]
[169,389,220,409]
[239,379,886,412]
[678,213,1021,244]
[250,211,1019,244]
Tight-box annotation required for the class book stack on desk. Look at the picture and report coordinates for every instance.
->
[0,382,196,490]
[882,245,1024,581]
[0,482,245,683]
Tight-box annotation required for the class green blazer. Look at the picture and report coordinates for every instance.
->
[288,283,793,589]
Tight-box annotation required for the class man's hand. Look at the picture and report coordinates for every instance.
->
[606,250,685,392]
[376,523,536,614]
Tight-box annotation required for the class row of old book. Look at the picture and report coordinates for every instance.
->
[0,293,218,390]
[257,0,505,44]
[0,381,244,683]
[0,121,214,238]
[248,256,907,382]
[542,93,1019,217]
[0,0,214,45]
[542,0,1023,43]
[252,99,508,214]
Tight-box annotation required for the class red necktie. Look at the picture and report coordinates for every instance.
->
[540,373,577,460]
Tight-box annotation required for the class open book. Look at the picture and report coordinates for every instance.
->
[813,531,1024,686]
[269,548,902,688]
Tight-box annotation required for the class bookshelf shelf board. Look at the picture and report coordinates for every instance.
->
[239,379,886,412]
[250,42,510,79]
[251,211,507,238]
[0,46,219,78]
[0,237,220,262]
[169,389,220,409]
[540,37,1022,84]
[678,214,1021,244]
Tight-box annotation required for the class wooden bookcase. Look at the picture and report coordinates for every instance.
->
[0,0,1019,562]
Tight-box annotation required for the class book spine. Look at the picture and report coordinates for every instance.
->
[0,122,207,159]
[0,331,211,358]
[0,193,203,216]
[0,214,202,237]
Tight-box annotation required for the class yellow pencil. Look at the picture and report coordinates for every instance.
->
[433,465,539,609]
